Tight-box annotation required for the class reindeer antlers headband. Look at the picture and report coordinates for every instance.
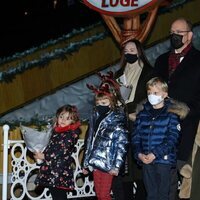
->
[87,71,120,96]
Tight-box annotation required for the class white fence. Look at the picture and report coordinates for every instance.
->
[2,125,95,200]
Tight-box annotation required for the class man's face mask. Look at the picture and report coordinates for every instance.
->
[124,53,138,64]
[170,33,184,49]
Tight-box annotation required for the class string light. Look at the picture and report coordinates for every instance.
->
[53,0,58,9]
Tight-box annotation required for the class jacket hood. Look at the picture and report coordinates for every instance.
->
[135,98,190,120]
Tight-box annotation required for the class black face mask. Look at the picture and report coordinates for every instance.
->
[96,105,110,115]
[124,53,138,64]
[170,33,184,49]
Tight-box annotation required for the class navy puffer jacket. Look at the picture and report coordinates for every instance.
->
[132,98,189,166]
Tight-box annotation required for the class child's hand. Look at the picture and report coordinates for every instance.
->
[82,168,89,175]
[138,153,151,164]
[145,153,156,164]
[138,153,148,164]
[129,113,136,121]
[34,151,45,160]
[109,169,119,176]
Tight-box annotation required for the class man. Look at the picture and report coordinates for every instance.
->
[153,17,200,200]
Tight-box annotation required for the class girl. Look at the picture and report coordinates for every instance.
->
[83,77,129,200]
[34,105,81,200]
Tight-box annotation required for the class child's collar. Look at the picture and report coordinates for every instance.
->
[54,121,81,133]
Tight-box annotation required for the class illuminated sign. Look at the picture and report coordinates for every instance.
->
[83,0,160,16]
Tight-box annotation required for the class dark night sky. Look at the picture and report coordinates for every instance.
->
[0,0,101,58]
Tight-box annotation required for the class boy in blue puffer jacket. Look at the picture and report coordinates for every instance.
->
[132,77,189,200]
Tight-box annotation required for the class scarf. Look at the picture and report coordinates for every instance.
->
[124,60,143,103]
[168,44,191,76]
[54,121,81,133]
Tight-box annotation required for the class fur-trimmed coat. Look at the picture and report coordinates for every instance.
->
[132,98,189,166]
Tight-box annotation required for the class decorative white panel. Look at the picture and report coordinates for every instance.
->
[10,140,96,199]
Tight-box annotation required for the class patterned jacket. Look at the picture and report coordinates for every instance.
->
[132,98,189,166]
[83,108,129,172]
[35,122,81,189]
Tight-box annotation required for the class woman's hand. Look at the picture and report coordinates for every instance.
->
[34,151,45,160]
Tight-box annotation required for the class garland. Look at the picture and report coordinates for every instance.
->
[0,32,108,83]
[0,21,102,66]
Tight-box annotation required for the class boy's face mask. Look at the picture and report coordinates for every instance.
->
[147,94,164,106]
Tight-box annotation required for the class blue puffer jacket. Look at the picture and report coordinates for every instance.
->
[132,98,189,166]
[83,108,129,172]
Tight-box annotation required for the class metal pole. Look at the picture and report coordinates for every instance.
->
[2,124,9,200]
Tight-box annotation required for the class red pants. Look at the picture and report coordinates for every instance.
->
[93,169,113,200]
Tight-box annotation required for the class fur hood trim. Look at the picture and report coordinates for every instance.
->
[135,98,190,120]
[167,99,190,119]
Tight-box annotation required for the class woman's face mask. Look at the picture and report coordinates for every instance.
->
[124,42,138,64]
[124,53,138,64]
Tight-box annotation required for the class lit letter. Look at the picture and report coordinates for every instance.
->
[121,0,129,7]
[110,0,118,7]
[102,0,109,7]
[131,0,138,6]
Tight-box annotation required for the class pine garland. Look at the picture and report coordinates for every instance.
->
[0,32,108,83]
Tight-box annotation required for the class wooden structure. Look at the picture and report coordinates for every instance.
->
[100,0,172,45]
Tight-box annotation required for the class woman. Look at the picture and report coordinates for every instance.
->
[113,39,153,200]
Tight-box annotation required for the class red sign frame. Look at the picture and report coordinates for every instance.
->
[83,0,162,16]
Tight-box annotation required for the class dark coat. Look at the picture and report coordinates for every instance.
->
[35,125,80,189]
[153,46,200,161]
[132,99,189,166]
[115,62,153,179]
[115,63,153,114]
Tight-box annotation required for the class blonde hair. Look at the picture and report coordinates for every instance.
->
[146,77,168,93]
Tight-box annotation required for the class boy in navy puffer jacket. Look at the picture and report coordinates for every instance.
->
[132,77,189,200]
